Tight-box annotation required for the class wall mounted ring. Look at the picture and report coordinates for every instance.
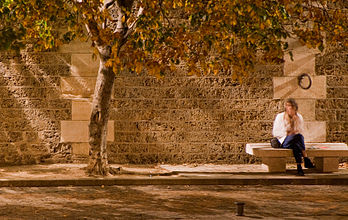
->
[297,73,312,90]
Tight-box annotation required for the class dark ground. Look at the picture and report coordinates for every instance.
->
[0,185,348,219]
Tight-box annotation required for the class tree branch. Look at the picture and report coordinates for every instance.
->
[123,6,144,39]
[113,5,143,56]
[104,0,116,10]
[159,0,173,27]
[84,18,104,46]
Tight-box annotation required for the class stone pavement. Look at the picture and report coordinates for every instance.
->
[2,185,348,219]
[1,163,348,187]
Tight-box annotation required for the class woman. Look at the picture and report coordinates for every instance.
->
[272,98,315,176]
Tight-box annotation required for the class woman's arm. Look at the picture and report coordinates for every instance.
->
[287,113,304,135]
[272,113,286,139]
[297,113,305,134]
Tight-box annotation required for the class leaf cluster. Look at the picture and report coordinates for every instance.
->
[1,0,347,79]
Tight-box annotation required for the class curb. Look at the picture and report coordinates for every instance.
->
[1,176,348,187]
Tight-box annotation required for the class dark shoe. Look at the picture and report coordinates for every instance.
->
[296,164,305,176]
[304,157,315,168]
[296,170,305,176]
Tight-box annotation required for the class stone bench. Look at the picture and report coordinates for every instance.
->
[246,143,348,173]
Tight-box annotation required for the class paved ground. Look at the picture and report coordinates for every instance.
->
[1,163,348,186]
[1,185,348,219]
[0,163,348,219]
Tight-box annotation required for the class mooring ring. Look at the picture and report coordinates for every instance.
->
[297,73,312,90]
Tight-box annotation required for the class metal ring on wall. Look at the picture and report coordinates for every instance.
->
[297,73,312,90]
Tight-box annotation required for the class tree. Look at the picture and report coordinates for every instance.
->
[1,0,347,176]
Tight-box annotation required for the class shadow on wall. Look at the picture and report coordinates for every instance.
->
[0,51,72,165]
[108,64,283,164]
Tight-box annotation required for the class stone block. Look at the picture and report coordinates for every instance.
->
[314,157,339,172]
[20,53,71,65]
[284,52,316,76]
[58,41,93,53]
[327,75,348,87]
[297,99,316,121]
[316,109,336,121]
[284,38,319,76]
[8,132,23,142]
[262,157,286,172]
[72,143,90,155]
[61,77,96,98]
[273,76,326,99]
[60,120,114,142]
[72,101,92,120]
[303,121,326,142]
[71,54,99,76]
[328,88,348,99]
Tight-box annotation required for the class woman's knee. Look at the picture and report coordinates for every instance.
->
[294,133,304,140]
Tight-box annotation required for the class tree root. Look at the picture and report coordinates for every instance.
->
[108,166,122,175]
[85,159,122,176]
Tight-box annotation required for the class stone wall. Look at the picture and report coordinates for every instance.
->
[0,52,72,165]
[0,41,347,165]
[108,65,282,164]
[316,46,348,144]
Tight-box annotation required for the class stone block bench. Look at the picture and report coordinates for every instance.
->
[246,143,348,173]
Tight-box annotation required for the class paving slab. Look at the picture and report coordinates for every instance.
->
[0,163,348,187]
[2,185,348,219]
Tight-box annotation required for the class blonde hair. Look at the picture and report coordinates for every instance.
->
[284,98,301,134]
[284,98,298,111]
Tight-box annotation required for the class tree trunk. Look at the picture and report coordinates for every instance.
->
[86,46,118,176]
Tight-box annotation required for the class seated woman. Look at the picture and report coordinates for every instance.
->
[272,98,315,176]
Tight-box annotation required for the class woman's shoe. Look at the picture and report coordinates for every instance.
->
[296,164,305,176]
[304,157,315,168]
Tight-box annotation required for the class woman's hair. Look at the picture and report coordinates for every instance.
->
[284,98,298,111]
[284,98,301,134]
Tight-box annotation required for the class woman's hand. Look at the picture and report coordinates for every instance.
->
[287,130,297,135]
[292,114,299,120]
[287,125,299,135]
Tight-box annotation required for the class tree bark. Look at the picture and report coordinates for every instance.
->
[86,45,118,176]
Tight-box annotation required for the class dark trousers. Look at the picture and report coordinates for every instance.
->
[282,134,305,164]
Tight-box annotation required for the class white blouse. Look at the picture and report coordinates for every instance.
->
[272,112,304,144]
